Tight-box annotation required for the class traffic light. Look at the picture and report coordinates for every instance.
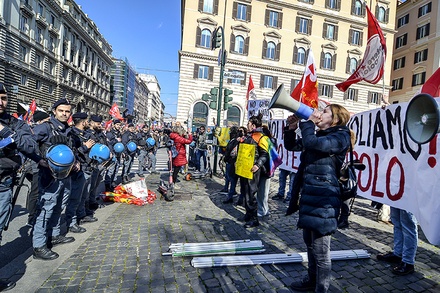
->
[211,28,222,50]
[202,89,218,110]
[210,87,218,98]
[202,93,210,101]
[209,101,217,110]
[223,88,233,110]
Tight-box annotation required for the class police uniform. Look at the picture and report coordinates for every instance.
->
[121,124,137,183]
[104,120,122,191]
[32,98,75,260]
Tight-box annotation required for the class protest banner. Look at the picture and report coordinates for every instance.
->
[235,143,255,179]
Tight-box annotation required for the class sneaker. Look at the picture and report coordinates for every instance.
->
[33,246,59,260]
[290,276,316,292]
[392,262,415,275]
[80,216,98,224]
[272,193,284,200]
[377,252,402,263]
[69,224,86,233]
[50,235,75,247]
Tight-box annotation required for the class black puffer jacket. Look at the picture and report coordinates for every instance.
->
[289,120,350,235]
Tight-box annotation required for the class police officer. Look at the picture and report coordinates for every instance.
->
[65,112,96,235]
[121,123,137,183]
[104,120,122,191]
[0,83,42,290]
[87,114,107,210]
[32,98,76,260]
[136,125,158,175]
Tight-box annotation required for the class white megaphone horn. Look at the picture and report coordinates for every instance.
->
[268,84,314,119]
[405,93,440,144]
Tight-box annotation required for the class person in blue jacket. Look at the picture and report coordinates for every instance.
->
[285,104,351,293]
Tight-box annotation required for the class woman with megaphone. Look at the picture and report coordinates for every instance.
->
[284,104,351,293]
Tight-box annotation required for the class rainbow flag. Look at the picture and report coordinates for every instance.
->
[252,132,282,177]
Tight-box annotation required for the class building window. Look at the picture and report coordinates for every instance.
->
[418,2,431,17]
[20,45,27,62]
[397,14,409,28]
[266,41,276,60]
[352,0,364,16]
[377,7,386,22]
[414,49,428,64]
[319,84,333,98]
[291,79,300,92]
[393,57,406,70]
[349,29,363,46]
[323,23,338,41]
[236,3,247,21]
[36,80,41,90]
[345,88,358,101]
[268,11,279,28]
[36,54,42,69]
[227,70,245,85]
[49,36,54,52]
[49,61,54,75]
[21,74,27,85]
[200,29,211,48]
[263,75,274,89]
[226,106,241,127]
[20,16,28,33]
[234,35,245,54]
[326,0,340,10]
[36,27,42,44]
[416,23,430,40]
[348,58,358,74]
[368,92,382,104]
[392,77,403,91]
[321,52,334,70]
[294,47,307,65]
[48,85,53,94]
[412,72,426,86]
[296,17,312,35]
[38,3,44,15]
[299,0,314,3]
[202,0,214,13]
[395,34,407,49]
[194,64,213,80]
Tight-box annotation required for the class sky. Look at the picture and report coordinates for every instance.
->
[75,0,181,117]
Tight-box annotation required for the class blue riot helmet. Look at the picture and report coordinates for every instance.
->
[89,143,111,163]
[46,144,75,179]
[113,142,124,153]
[127,141,137,152]
[146,137,156,148]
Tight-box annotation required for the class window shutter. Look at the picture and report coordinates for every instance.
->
[332,54,337,70]
[241,72,247,86]
[260,75,265,88]
[343,90,347,100]
[375,4,379,18]
[359,31,364,46]
[305,48,309,61]
[323,23,328,39]
[402,56,406,67]
[413,52,417,64]
[318,83,323,95]
[329,85,333,97]
[346,57,351,73]
[325,0,330,8]
[230,33,235,53]
[198,0,203,12]
[213,0,219,15]
[348,29,353,44]
[208,66,214,81]
[262,40,267,58]
[244,37,250,55]
[196,27,201,47]
[354,89,359,102]
[307,19,313,35]
[362,2,366,16]
[427,23,431,35]
[385,7,390,23]
[337,0,341,10]
[275,43,281,61]
[273,76,278,89]
[351,0,355,14]
[193,64,199,79]
[232,2,238,19]
[247,5,252,22]
[278,12,283,29]
[295,17,300,33]
[367,91,372,103]
[265,10,270,26]
[293,46,298,64]
[320,51,324,69]
[334,25,339,41]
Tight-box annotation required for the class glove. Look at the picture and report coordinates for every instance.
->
[285,196,299,216]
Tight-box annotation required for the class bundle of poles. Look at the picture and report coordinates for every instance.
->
[163,239,265,257]
[191,249,371,268]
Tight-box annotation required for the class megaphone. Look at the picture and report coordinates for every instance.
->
[268,84,314,119]
[405,93,440,144]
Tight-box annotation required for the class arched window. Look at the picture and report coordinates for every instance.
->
[234,35,245,54]
[200,29,212,48]
[297,47,306,65]
[193,102,208,128]
[377,7,386,22]
[350,58,358,73]
[354,0,362,15]
[323,53,332,69]
[226,106,241,126]
[266,41,276,59]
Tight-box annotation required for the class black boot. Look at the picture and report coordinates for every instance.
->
[290,276,316,291]
[0,279,16,291]
[33,246,59,260]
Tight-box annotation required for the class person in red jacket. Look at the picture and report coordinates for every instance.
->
[169,126,193,188]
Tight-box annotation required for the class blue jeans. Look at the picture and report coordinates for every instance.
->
[390,207,418,265]
[65,171,88,228]
[278,169,294,198]
[303,229,331,293]
[195,149,207,171]
[105,156,120,185]
[257,176,270,216]
[225,162,238,199]
[0,178,14,243]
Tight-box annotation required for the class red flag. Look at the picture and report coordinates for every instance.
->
[67,115,73,125]
[109,103,124,120]
[23,99,37,122]
[336,6,387,92]
[291,49,319,108]
[104,120,113,131]
[245,75,257,110]
[421,67,440,96]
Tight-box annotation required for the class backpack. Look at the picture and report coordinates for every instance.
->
[335,143,358,202]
